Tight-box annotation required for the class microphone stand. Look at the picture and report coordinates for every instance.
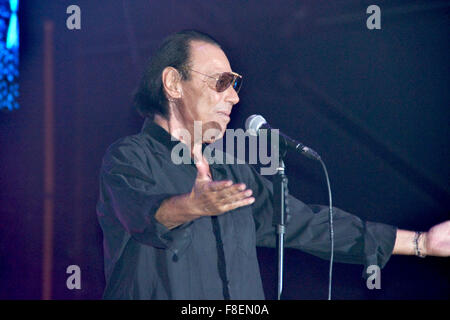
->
[272,158,289,300]
[251,119,334,300]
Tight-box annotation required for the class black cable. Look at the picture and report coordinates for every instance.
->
[318,158,334,300]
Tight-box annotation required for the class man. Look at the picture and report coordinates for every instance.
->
[96,30,449,299]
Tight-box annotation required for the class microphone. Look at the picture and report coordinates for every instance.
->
[245,114,321,161]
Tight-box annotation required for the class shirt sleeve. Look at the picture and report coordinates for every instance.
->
[242,164,397,270]
[97,138,192,255]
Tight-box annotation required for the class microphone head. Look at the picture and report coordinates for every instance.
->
[245,114,267,136]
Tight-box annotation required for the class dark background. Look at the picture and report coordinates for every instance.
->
[0,0,449,299]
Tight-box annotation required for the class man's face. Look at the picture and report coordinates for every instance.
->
[177,41,240,143]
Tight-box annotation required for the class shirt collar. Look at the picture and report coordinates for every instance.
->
[141,117,182,151]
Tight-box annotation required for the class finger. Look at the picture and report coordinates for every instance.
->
[195,160,211,182]
[206,180,234,192]
[221,196,255,212]
[219,188,253,205]
[212,182,246,194]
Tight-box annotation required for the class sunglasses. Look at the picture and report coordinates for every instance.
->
[188,69,243,94]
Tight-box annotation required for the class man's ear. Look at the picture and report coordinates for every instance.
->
[162,67,182,100]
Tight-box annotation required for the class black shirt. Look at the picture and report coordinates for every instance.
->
[96,118,397,299]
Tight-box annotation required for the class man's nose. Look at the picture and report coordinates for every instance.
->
[224,85,240,105]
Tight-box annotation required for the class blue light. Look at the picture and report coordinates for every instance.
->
[1,0,19,111]
[6,0,17,49]
[6,11,17,49]
[9,0,16,10]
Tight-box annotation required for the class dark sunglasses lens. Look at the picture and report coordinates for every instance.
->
[216,73,242,93]
[216,73,234,92]
[232,76,242,93]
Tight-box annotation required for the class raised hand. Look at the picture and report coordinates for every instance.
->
[155,157,255,229]
[424,220,450,257]
[188,158,255,217]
